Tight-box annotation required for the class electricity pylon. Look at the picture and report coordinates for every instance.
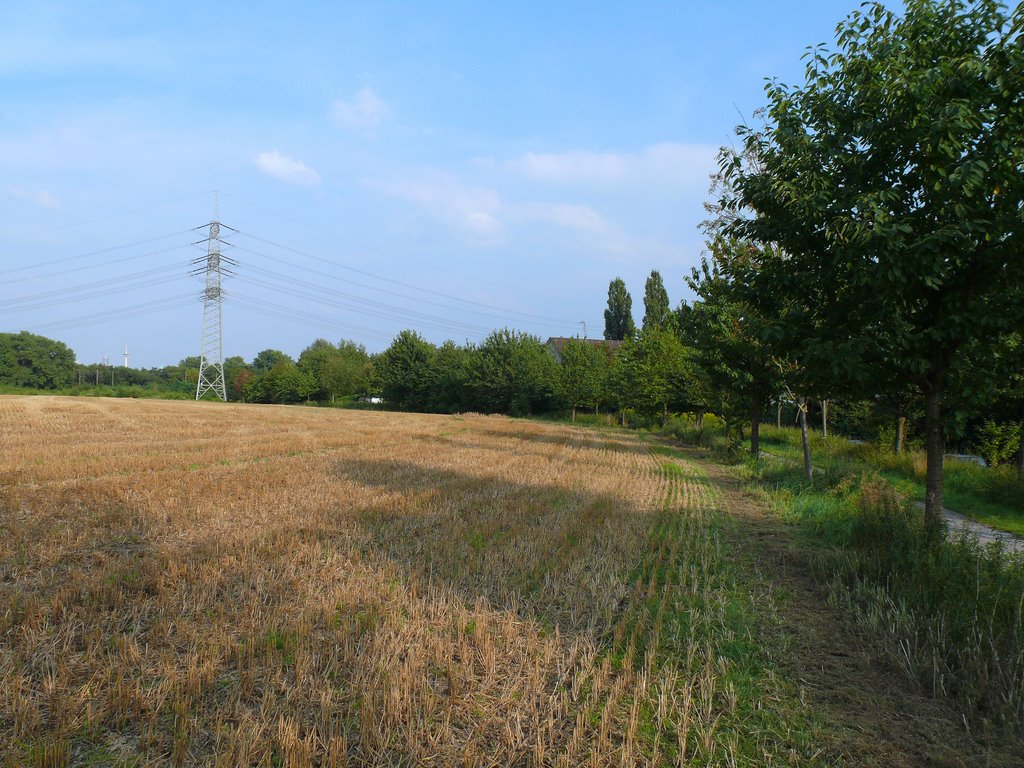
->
[192,216,237,401]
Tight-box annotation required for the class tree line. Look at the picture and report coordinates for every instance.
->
[681,0,1024,538]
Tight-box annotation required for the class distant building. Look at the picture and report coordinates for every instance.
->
[545,336,624,363]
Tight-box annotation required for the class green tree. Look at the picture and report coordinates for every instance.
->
[251,361,314,404]
[297,339,337,400]
[252,349,293,372]
[378,330,437,411]
[722,0,1024,533]
[686,244,779,457]
[642,270,671,331]
[223,356,250,402]
[603,278,635,341]
[0,332,76,389]
[231,368,256,402]
[320,340,373,402]
[557,339,606,421]
[429,341,476,413]
[472,329,557,416]
[611,328,688,426]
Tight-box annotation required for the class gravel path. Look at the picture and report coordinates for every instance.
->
[913,501,1024,554]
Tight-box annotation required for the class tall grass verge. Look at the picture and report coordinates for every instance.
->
[741,461,1024,734]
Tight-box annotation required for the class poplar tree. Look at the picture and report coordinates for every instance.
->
[642,270,670,331]
[603,277,635,341]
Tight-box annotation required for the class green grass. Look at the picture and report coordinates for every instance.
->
[749,425,1024,536]
[731,457,1024,734]
[615,458,835,765]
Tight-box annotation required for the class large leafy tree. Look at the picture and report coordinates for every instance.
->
[321,340,373,402]
[252,349,294,372]
[298,338,371,402]
[612,327,688,425]
[722,0,1024,534]
[557,339,606,421]
[603,277,635,341]
[378,330,437,411]
[429,340,476,413]
[246,361,315,404]
[0,332,76,389]
[642,270,671,331]
[472,329,556,416]
[686,247,779,456]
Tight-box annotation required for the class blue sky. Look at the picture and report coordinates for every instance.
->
[1,1,860,367]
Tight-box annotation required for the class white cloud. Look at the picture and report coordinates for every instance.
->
[331,87,390,133]
[519,202,608,234]
[8,187,61,208]
[253,150,321,185]
[515,151,628,184]
[376,172,502,239]
[509,142,718,188]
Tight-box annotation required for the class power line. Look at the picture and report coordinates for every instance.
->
[234,266,494,336]
[27,293,197,333]
[0,192,216,241]
[1,261,189,313]
[231,294,396,344]
[233,230,580,327]
[3,242,194,287]
[233,242,580,330]
[0,229,194,276]
[217,189,572,311]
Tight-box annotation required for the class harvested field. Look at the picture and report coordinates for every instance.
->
[0,397,1016,766]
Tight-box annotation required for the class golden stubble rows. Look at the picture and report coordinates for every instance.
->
[1,396,740,767]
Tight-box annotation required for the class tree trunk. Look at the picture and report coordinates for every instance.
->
[776,400,782,429]
[621,409,626,427]
[822,399,828,438]
[894,415,906,455]
[571,405,576,423]
[1017,414,1023,481]
[923,388,946,539]
[751,397,762,457]
[798,397,812,481]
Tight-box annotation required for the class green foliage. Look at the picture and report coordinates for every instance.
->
[741,462,1024,731]
[973,420,1021,468]
[0,331,76,389]
[298,338,372,402]
[603,277,635,341]
[720,0,1024,530]
[429,340,475,413]
[471,329,556,416]
[685,245,777,437]
[252,348,294,372]
[556,338,606,418]
[247,361,315,404]
[377,330,437,411]
[609,328,688,423]
[641,269,670,331]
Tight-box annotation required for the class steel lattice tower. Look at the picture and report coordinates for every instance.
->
[192,217,237,401]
